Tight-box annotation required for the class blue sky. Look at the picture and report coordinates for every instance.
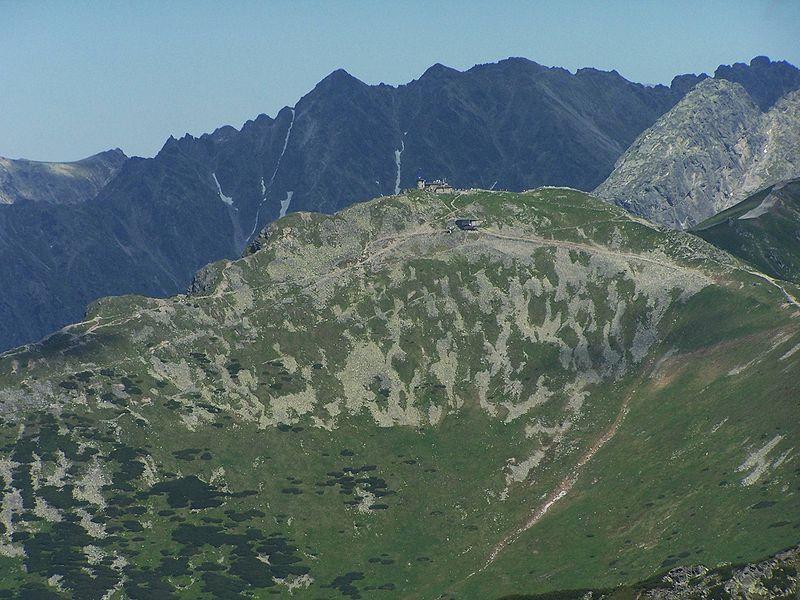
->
[2,0,798,161]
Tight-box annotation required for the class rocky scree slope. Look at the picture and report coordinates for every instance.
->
[0,189,797,598]
[693,178,800,284]
[595,76,800,229]
[0,149,126,205]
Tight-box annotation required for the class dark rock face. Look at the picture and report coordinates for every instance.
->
[0,56,795,351]
[0,149,126,205]
[265,58,697,214]
[0,199,182,350]
[715,55,800,110]
[595,59,800,229]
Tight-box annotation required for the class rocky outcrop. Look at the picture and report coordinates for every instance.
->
[636,546,800,599]
[595,79,800,229]
[506,545,800,599]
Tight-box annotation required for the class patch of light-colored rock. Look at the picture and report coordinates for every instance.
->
[268,108,295,189]
[211,172,234,206]
[248,109,296,240]
[738,192,779,220]
[248,176,268,241]
[280,191,293,218]
[737,434,786,485]
[394,138,405,195]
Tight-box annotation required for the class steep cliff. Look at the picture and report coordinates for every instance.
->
[595,80,800,228]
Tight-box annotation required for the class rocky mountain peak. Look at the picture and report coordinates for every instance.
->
[94,147,127,161]
[669,71,709,95]
[416,62,461,82]
[687,76,755,103]
[595,71,800,229]
[315,67,366,92]
[715,55,800,109]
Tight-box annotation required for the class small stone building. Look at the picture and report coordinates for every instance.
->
[417,178,453,193]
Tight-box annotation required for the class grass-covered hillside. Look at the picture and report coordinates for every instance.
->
[693,178,800,284]
[0,189,797,598]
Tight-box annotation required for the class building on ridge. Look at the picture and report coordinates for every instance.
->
[416,177,453,194]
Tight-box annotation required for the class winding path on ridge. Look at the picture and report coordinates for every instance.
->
[7,202,795,365]
[744,269,800,309]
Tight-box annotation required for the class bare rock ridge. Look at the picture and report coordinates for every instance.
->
[595,60,800,229]
[715,54,800,110]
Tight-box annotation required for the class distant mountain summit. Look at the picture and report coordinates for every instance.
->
[0,148,126,205]
[715,55,800,110]
[596,58,800,228]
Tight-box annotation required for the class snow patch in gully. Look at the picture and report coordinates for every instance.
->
[280,192,294,218]
[212,172,234,206]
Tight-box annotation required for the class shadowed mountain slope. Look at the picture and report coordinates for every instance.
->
[715,55,800,110]
[693,178,800,283]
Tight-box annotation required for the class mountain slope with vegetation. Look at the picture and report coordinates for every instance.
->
[693,178,800,283]
[4,56,797,352]
[0,189,797,598]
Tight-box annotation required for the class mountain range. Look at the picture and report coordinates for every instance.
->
[1,56,799,353]
[0,187,797,598]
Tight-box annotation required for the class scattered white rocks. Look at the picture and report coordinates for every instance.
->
[737,434,787,486]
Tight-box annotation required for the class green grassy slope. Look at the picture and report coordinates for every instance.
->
[0,189,797,599]
[693,178,800,283]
